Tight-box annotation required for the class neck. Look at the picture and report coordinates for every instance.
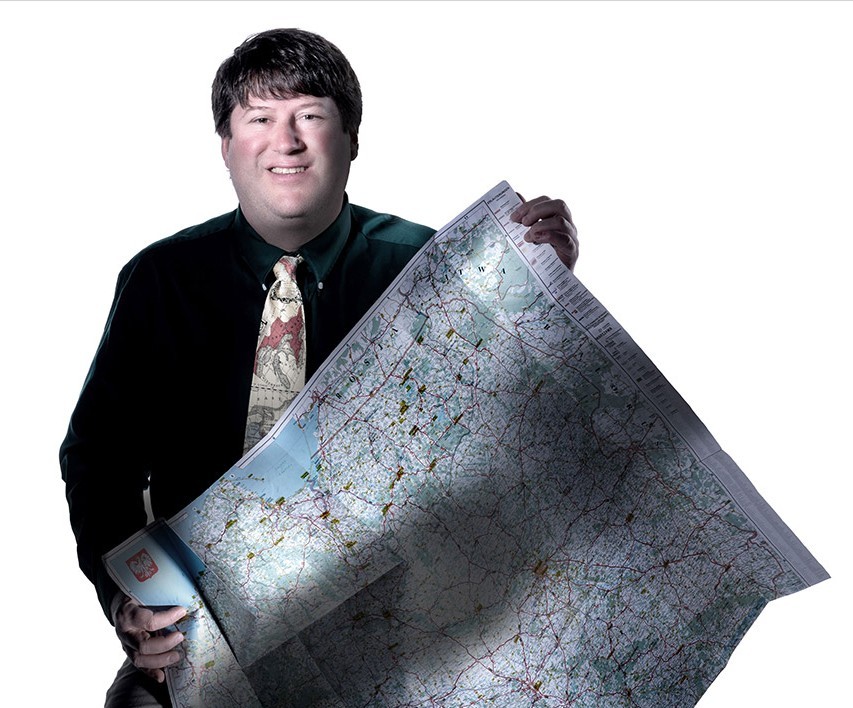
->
[241,196,344,251]
[249,212,336,252]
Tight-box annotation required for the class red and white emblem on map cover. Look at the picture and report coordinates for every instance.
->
[126,548,159,582]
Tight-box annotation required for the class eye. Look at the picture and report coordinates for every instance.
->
[251,116,271,124]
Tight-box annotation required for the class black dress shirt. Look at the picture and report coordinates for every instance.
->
[60,200,434,617]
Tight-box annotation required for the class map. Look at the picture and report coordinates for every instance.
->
[105,182,828,707]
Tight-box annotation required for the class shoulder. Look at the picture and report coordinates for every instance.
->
[130,210,238,263]
[349,203,435,249]
[117,210,239,283]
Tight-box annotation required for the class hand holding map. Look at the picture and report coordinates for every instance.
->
[512,195,579,270]
[112,595,187,684]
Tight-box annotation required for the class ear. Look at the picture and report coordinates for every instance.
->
[221,136,231,167]
[349,132,359,161]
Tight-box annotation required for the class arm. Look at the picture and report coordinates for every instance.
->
[60,257,154,618]
[510,195,579,271]
[60,255,185,662]
[59,257,186,621]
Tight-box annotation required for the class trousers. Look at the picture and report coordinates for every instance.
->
[104,658,171,708]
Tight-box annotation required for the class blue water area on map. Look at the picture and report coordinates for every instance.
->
[237,408,321,502]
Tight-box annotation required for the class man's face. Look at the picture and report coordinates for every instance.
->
[221,94,356,243]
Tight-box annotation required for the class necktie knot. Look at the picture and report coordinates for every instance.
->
[268,255,302,305]
[273,254,301,282]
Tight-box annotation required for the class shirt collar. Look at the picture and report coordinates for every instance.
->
[235,197,352,286]
[235,208,283,286]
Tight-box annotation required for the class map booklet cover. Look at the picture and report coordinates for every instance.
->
[105,181,828,707]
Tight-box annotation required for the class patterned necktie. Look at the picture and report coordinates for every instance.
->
[243,255,306,452]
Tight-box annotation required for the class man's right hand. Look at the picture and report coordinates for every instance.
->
[111,594,188,683]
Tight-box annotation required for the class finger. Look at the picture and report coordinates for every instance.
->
[145,605,189,633]
[125,627,184,669]
[117,604,188,656]
[518,198,573,228]
[523,228,575,253]
[122,603,187,633]
[135,628,185,657]
[140,667,167,684]
[523,219,580,271]
[127,643,183,672]
[510,194,549,222]
[524,216,577,245]
[118,629,184,656]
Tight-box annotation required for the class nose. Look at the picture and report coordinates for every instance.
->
[273,118,305,153]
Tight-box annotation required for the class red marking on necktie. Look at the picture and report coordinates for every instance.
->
[258,309,304,363]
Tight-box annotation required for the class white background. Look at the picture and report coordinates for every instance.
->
[1,1,849,705]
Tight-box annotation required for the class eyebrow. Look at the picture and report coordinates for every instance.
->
[242,99,328,113]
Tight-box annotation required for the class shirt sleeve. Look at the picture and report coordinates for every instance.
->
[60,254,161,622]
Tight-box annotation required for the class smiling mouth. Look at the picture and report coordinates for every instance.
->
[270,167,306,174]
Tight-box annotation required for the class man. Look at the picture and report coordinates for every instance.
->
[61,28,578,706]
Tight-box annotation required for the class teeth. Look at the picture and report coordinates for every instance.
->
[271,167,306,174]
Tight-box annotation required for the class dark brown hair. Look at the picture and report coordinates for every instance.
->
[211,28,362,140]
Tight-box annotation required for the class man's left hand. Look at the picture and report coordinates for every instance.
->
[511,195,579,271]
